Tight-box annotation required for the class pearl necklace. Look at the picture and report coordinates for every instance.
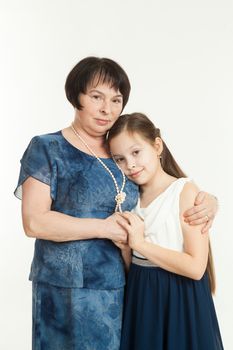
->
[70,123,126,212]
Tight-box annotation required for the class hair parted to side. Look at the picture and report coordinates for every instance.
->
[108,112,186,179]
[107,112,216,294]
[65,56,131,111]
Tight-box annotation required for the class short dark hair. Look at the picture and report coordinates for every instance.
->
[65,56,131,110]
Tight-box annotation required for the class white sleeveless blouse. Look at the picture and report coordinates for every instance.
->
[132,177,191,259]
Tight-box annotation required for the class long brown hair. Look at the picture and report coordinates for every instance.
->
[108,112,216,293]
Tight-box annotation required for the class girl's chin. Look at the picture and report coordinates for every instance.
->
[129,177,145,186]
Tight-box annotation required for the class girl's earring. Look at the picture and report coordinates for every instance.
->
[158,154,162,159]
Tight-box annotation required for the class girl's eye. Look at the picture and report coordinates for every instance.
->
[133,150,140,156]
[115,157,124,163]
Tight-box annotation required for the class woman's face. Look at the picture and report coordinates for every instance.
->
[75,83,123,136]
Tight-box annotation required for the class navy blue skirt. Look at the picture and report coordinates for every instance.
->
[120,264,224,350]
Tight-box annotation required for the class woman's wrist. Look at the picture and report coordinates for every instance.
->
[91,219,106,239]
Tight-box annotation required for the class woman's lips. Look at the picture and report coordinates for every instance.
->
[95,118,110,126]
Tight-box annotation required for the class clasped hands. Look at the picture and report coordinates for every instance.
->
[113,211,145,251]
[110,191,218,250]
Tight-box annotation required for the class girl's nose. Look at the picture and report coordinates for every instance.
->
[128,163,136,170]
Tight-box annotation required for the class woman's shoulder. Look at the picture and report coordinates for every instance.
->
[22,131,63,162]
[30,131,61,146]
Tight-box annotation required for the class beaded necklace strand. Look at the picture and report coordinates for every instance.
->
[70,123,126,212]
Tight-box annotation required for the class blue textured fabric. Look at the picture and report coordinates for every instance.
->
[33,282,124,350]
[120,264,224,350]
[15,131,139,289]
[15,131,139,349]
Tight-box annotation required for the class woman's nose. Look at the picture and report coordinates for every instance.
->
[100,100,110,114]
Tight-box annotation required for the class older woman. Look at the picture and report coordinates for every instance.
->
[14,57,217,350]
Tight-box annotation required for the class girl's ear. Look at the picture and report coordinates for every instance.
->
[154,137,163,155]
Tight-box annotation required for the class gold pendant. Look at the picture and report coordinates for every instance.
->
[115,191,126,205]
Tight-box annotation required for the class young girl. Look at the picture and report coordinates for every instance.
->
[108,113,224,350]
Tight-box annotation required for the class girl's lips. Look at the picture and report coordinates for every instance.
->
[130,170,143,178]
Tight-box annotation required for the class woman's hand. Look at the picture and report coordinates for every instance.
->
[103,213,128,243]
[183,191,218,233]
[117,211,145,250]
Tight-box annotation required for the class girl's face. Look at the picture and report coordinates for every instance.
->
[110,130,163,186]
[75,83,123,136]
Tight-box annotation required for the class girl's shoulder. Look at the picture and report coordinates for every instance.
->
[179,180,199,210]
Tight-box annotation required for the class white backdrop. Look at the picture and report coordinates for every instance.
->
[1,0,232,349]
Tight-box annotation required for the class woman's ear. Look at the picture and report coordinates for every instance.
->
[154,137,163,155]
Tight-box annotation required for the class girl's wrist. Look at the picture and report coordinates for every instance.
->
[121,245,131,252]
[130,239,146,252]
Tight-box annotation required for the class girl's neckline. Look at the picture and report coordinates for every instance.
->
[59,130,112,161]
[139,177,187,209]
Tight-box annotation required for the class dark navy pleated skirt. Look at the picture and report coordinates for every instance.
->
[120,263,224,350]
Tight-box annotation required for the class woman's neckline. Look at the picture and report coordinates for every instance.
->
[59,130,112,160]
[139,177,187,209]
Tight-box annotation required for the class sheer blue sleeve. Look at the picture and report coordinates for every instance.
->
[14,136,57,200]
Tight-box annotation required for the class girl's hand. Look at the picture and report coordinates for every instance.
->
[183,191,218,233]
[117,211,145,250]
[112,240,130,251]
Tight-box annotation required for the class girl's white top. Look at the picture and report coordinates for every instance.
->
[132,177,191,260]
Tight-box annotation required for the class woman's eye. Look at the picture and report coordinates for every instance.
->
[112,98,122,104]
[92,95,102,100]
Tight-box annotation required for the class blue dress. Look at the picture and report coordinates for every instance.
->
[15,131,138,350]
